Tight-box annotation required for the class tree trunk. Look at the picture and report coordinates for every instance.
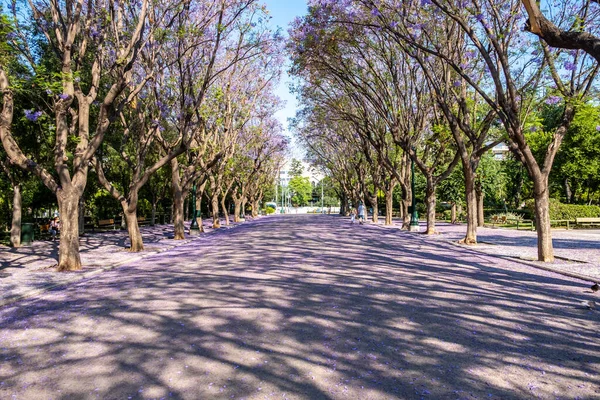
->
[425,177,436,235]
[451,203,457,224]
[171,159,186,240]
[56,190,82,271]
[123,204,143,252]
[533,179,554,262]
[173,189,185,240]
[252,199,259,218]
[221,195,229,226]
[151,201,157,226]
[184,197,189,221]
[477,188,484,227]
[242,198,248,218]
[340,193,348,215]
[233,199,242,222]
[367,193,378,224]
[211,194,221,228]
[461,167,478,244]
[10,184,21,248]
[564,177,572,204]
[78,196,85,236]
[385,187,394,226]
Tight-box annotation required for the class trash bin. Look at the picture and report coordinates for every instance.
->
[21,223,34,245]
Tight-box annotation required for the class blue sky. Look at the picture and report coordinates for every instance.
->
[262,0,309,157]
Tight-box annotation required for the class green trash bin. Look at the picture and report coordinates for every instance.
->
[21,223,34,245]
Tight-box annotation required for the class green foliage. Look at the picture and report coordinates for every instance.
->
[288,176,312,206]
[289,159,304,177]
[265,205,276,214]
[525,198,600,220]
[437,163,464,204]
[552,104,600,204]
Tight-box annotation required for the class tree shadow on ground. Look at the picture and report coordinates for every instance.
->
[0,215,598,399]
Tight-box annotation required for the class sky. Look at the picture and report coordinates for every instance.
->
[261,0,309,160]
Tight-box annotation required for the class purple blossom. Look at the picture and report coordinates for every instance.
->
[595,125,600,132]
[24,109,43,122]
[564,62,577,71]
[545,96,561,105]
[421,0,432,5]
[59,93,70,100]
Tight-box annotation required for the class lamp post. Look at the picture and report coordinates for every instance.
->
[409,155,420,232]
[190,183,200,233]
[321,179,324,214]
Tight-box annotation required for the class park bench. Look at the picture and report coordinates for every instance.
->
[138,216,150,226]
[490,215,507,226]
[98,218,116,230]
[575,217,600,227]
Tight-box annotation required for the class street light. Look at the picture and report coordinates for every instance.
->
[321,179,324,214]
[409,153,420,232]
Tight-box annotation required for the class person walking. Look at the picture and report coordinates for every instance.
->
[357,202,366,225]
[350,207,357,224]
[49,216,60,241]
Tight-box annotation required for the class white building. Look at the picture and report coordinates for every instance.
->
[492,143,510,160]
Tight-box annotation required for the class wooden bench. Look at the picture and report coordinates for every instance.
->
[576,217,600,227]
[138,216,150,226]
[98,218,116,230]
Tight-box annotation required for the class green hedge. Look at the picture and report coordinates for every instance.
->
[265,206,276,215]
[525,199,600,220]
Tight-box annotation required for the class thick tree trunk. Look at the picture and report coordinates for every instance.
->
[367,193,378,224]
[425,178,436,235]
[10,184,21,248]
[372,202,378,224]
[123,205,143,252]
[385,187,394,225]
[233,199,242,222]
[340,193,348,215]
[533,180,554,262]
[173,189,185,240]
[477,189,484,227]
[462,168,478,244]
[211,194,221,228]
[56,190,82,271]
[252,199,259,218]
[451,203,457,224]
[171,159,186,240]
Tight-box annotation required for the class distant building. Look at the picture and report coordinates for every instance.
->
[277,160,322,187]
[492,143,510,160]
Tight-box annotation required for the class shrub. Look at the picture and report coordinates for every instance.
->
[525,198,600,220]
[265,205,276,215]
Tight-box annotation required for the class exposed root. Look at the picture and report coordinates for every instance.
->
[458,238,478,245]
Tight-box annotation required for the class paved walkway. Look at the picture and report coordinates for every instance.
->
[0,215,599,399]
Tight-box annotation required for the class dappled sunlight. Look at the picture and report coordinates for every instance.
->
[0,215,598,399]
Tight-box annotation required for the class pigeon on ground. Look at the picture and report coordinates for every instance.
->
[592,283,599,293]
